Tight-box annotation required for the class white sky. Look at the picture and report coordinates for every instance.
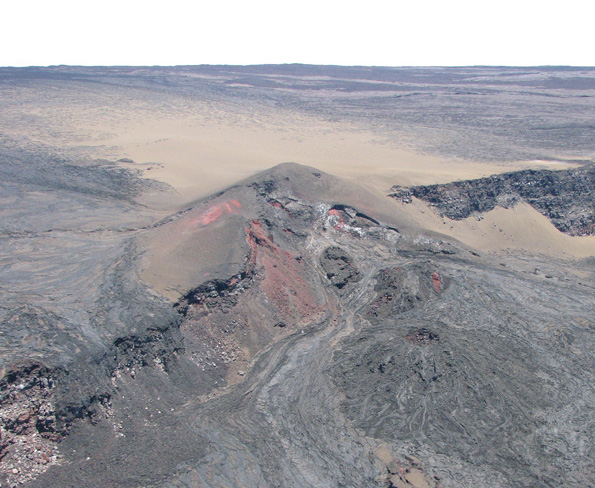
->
[2,0,594,67]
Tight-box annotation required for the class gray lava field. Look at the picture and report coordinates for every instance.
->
[1,66,594,488]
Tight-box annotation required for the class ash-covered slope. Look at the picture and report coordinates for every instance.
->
[390,164,595,236]
[1,163,594,488]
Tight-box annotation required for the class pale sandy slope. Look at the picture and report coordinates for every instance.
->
[0,81,575,201]
[103,102,594,261]
[88,105,578,203]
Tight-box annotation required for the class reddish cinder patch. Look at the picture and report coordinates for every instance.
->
[328,208,346,230]
[245,220,321,320]
[201,207,223,225]
[245,220,277,255]
[432,272,442,294]
[269,200,291,215]
[197,200,243,226]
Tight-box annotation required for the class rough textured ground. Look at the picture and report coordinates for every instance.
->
[0,66,594,488]
[390,164,595,235]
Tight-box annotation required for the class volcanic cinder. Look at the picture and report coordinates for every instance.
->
[0,65,594,488]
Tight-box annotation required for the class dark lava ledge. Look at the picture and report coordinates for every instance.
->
[390,164,595,236]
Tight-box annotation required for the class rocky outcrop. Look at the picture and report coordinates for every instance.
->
[324,204,400,240]
[365,263,450,322]
[0,363,113,486]
[175,273,251,317]
[390,164,595,235]
[320,246,361,291]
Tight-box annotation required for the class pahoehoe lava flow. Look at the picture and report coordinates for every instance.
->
[1,163,592,488]
[1,65,594,488]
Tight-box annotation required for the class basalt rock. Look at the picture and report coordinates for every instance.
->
[365,263,450,322]
[320,246,361,291]
[390,164,595,235]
